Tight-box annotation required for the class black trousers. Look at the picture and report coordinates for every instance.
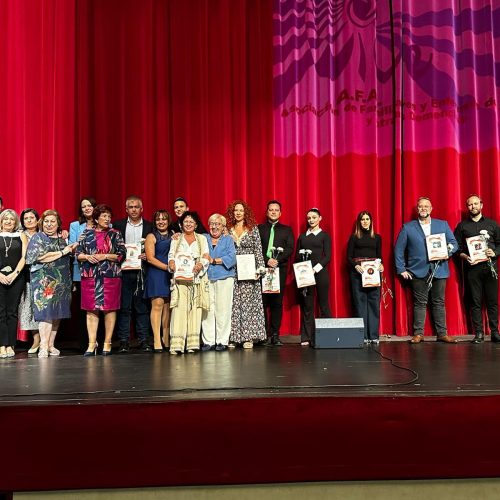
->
[466,264,499,336]
[0,276,25,346]
[410,277,447,336]
[262,266,287,338]
[300,268,331,343]
[350,270,380,341]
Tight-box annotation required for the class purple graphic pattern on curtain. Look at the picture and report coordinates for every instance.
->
[273,0,500,157]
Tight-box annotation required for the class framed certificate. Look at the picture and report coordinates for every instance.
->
[425,233,448,261]
[262,268,280,294]
[293,261,316,288]
[174,254,195,282]
[236,254,257,281]
[466,236,489,263]
[122,243,142,270]
[360,260,381,287]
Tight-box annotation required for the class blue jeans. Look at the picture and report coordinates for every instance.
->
[410,277,447,336]
[116,271,150,342]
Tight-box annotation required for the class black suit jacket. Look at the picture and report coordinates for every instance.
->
[258,221,294,269]
[113,218,153,241]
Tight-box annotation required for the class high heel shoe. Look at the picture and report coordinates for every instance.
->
[101,342,112,356]
[28,344,40,354]
[83,342,98,357]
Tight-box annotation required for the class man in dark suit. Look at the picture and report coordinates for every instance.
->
[167,197,207,234]
[258,200,294,346]
[113,195,153,352]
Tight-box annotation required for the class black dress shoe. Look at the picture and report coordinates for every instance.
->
[140,341,152,352]
[491,334,500,343]
[471,334,484,344]
[272,337,283,346]
[118,341,130,353]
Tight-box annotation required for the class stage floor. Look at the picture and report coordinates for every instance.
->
[2,335,500,405]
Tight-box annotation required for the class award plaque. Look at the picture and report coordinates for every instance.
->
[174,253,195,282]
[360,260,381,288]
[425,233,448,261]
[236,254,257,281]
[466,236,489,263]
[293,261,316,288]
[122,243,142,270]
[262,268,280,294]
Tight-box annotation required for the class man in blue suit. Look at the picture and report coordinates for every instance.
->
[395,197,458,343]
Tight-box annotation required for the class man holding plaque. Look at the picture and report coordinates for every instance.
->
[113,196,153,352]
[454,195,500,343]
[258,200,294,346]
[394,197,458,343]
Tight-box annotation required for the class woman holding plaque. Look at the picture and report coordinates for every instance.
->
[76,204,126,356]
[295,208,332,346]
[347,211,383,344]
[144,209,172,352]
[26,210,76,358]
[168,211,209,354]
[226,200,266,349]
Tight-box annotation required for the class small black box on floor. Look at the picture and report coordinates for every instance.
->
[314,318,364,348]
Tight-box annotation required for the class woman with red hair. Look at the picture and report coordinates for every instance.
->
[226,200,266,348]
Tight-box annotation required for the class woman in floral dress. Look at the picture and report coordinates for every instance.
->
[26,210,76,358]
[226,200,266,348]
[76,204,126,356]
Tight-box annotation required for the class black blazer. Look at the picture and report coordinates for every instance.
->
[113,218,153,241]
[258,221,294,268]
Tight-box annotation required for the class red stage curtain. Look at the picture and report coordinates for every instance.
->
[1,0,499,336]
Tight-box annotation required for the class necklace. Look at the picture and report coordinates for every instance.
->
[2,235,13,257]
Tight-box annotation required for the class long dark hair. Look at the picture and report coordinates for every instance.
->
[354,211,374,239]
[20,208,40,231]
[78,197,97,224]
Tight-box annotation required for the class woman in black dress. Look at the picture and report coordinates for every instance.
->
[347,211,383,344]
[296,208,331,346]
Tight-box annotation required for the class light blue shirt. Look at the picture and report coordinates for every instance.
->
[205,234,236,281]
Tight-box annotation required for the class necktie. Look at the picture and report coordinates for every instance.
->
[266,223,276,258]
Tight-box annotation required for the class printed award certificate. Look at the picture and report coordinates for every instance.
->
[425,233,448,261]
[262,268,280,294]
[236,254,257,281]
[293,261,316,288]
[122,243,142,270]
[174,254,195,282]
[360,260,381,287]
[466,236,489,263]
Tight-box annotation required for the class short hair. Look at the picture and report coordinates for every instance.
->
[0,209,21,231]
[267,200,282,210]
[38,209,62,232]
[173,197,188,206]
[93,204,113,222]
[179,211,202,229]
[152,210,171,232]
[78,197,97,224]
[20,208,40,230]
[416,197,432,206]
[125,195,142,207]
[208,213,227,226]
[307,207,321,216]
[466,194,482,204]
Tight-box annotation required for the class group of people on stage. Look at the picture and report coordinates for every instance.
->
[0,192,498,359]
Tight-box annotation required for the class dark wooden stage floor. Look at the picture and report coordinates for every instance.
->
[2,337,500,492]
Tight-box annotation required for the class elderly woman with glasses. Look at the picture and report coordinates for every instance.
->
[201,214,236,351]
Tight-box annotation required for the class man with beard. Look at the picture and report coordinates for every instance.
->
[394,197,458,343]
[454,194,500,343]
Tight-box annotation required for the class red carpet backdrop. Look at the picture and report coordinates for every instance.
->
[1,0,499,335]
